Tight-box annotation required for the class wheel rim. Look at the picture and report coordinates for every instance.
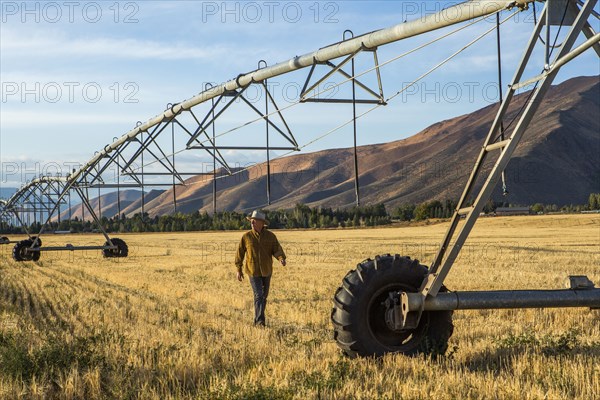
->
[104,241,118,257]
[366,283,427,351]
[19,247,28,259]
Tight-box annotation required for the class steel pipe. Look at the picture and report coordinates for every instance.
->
[65,0,535,186]
[513,31,600,90]
[29,245,117,251]
[417,289,600,310]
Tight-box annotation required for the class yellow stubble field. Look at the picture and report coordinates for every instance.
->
[0,214,599,399]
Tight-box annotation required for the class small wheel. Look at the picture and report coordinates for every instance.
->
[13,240,36,262]
[102,238,128,258]
[12,241,26,261]
[31,250,41,262]
[0,236,9,244]
[331,254,453,358]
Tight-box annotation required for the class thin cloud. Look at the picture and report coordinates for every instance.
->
[0,110,136,127]
[1,28,226,61]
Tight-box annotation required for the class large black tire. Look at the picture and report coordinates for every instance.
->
[102,238,128,258]
[331,254,453,358]
[12,240,27,261]
[12,240,40,262]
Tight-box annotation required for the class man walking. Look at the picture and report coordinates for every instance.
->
[235,210,286,326]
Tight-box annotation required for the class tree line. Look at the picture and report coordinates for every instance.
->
[530,193,600,214]
[1,194,598,234]
[0,203,390,234]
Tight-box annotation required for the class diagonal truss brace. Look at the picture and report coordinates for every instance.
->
[420,0,599,302]
[185,83,299,153]
[0,0,545,255]
[573,0,600,56]
[120,120,179,176]
[300,47,386,105]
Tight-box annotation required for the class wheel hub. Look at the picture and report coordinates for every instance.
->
[384,291,402,331]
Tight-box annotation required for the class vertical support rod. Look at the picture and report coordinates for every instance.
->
[141,131,146,226]
[116,164,121,218]
[265,79,272,206]
[172,122,177,214]
[57,182,61,225]
[211,96,217,215]
[82,184,87,222]
[352,56,360,207]
[38,187,42,225]
[545,1,551,67]
[496,12,508,196]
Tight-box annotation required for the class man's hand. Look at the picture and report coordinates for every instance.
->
[280,259,286,267]
[237,271,244,281]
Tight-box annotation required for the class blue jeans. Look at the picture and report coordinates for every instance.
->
[249,275,271,325]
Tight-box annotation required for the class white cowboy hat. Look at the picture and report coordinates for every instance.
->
[246,210,269,225]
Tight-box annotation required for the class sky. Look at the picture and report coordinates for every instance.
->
[1,0,599,190]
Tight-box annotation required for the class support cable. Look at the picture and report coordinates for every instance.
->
[188,13,495,149]
[534,0,571,49]
[172,121,177,214]
[492,0,570,197]
[206,11,510,184]
[497,13,509,196]
[342,29,361,207]
[135,13,502,174]
[211,91,217,214]
[264,79,272,205]
[499,1,574,136]
[549,1,572,57]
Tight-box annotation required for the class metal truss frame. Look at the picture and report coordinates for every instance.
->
[392,0,600,331]
[299,30,387,206]
[1,0,567,262]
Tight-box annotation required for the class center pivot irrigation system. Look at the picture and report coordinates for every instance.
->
[1,0,599,356]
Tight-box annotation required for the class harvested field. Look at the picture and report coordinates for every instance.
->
[1,214,599,399]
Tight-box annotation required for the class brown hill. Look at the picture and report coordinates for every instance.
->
[56,189,163,220]
[68,75,600,218]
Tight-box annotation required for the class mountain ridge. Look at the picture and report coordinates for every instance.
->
[59,75,600,218]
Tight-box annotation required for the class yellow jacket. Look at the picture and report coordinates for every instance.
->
[235,229,286,277]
